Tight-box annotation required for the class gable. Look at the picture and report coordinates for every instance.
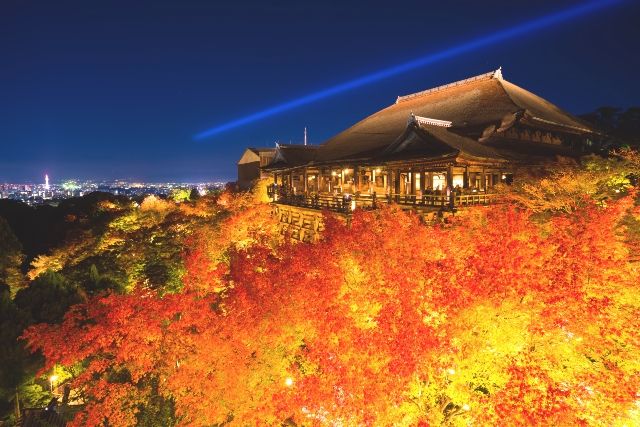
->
[238,149,260,165]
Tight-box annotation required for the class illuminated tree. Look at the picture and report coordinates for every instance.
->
[506,154,635,213]
[171,189,191,203]
[0,217,25,294]
[23,192,640,426]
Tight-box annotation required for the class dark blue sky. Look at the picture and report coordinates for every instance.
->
[2,0,639,182]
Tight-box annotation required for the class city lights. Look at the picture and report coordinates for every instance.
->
[0,178,226,206]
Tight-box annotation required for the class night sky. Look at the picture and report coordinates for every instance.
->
[2,0,640,182]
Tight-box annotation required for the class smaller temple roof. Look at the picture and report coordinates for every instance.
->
[262,144,319,170]
[237,147,276,165]
[247,147,276,154]
[379,115,506,163]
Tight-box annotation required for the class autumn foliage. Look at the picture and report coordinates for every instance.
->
[23,190,640,426]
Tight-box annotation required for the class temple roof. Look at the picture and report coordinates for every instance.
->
[263,144,319,170]
[315,68,597,162]
[247,147,276,154]
[379,118,505,163]
[388,120,503,160]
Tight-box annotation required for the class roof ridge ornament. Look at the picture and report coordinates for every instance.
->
[409,113,452,128]
[396,68,504,104]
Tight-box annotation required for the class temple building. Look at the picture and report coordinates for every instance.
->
[259,68,601,212]
[237,147,276,190]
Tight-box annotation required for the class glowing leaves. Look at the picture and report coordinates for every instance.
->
[22,193,640,426]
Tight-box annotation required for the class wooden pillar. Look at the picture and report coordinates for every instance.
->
[481,168,486,191]
[410,171,416,195]
[371,168,376,193]
[303,169,308,193]
[447,165,455,209]
[353,166,360,192]
[383,170,388,193]
[463,166,469,189]
[420,168,426,192]
[394,169,401,195]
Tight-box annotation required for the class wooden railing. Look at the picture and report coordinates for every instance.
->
[270,188,498,212]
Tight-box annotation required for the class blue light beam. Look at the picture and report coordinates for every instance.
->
[194,0,624,140]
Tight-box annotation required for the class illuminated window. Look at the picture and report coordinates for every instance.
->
[432,174,445,190]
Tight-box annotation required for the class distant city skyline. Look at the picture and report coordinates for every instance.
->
[1,173,225,185]
[0,174,225,205]
[2,0,640,181]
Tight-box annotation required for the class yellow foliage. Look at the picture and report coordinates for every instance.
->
[171,188,191,202]
[251,178,273,204]
[339,258,382,330]
[28,254,65,280]
[507,155,634,212]
[140,195,174,213]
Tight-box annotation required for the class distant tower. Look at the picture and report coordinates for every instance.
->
[304,127,308,146]
[45,174,50,190]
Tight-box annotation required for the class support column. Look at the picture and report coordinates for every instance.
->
[463,166,469,189]
[410,170,416,195]
[447,165,454,209]
[383,170,388,193]
[394,169,401,200]
[353,166,360,193]
[371,168,376,193]
[303,169,308,193]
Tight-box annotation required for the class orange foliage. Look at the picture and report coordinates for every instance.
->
[23,196,640,426]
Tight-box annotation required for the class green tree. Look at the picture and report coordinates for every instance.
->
[171,189,191,202]
[0,216,26,295]
[188,188,201,201]
[0,283,50,424]
[14,271,84,325]
[84,264,123,295]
